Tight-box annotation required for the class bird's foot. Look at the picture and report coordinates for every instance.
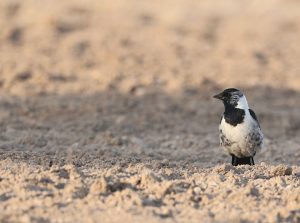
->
[231,154,255,166]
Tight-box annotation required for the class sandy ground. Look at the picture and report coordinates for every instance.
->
[0,0,300,222]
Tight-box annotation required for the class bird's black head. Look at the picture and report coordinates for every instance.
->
[213,88,244,107]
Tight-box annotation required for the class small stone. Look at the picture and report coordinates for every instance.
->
[153,207,173,218]
[271,165,292,176]
[249,187,259,197]
[214,164,232,174]
[193,186,201,195]
[90,176,108,194]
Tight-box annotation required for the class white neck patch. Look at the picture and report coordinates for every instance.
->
[236,95,249,109]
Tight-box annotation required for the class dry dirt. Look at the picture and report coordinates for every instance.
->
[0,0,300,222]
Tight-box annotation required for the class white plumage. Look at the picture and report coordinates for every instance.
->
[219,105,263,157]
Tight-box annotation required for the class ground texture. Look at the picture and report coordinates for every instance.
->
[0,0,300,222]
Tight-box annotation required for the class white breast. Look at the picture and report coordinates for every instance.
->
[219,110,262,157]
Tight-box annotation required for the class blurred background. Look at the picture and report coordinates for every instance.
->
[0,0,300,166]
[1,0,300,95]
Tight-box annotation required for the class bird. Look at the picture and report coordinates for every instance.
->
[213,88,263,166]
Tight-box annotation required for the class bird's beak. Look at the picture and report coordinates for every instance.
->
[213,92,224,100]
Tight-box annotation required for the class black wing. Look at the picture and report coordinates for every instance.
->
[249,109,260,128]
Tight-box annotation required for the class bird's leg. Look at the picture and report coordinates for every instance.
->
[231,154,255,166]
[231,154,238,166]
[250,157,255,165]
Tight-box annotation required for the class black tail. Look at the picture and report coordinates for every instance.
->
[231,155,255,166]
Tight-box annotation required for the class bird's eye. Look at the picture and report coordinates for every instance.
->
[223,92,229,98]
